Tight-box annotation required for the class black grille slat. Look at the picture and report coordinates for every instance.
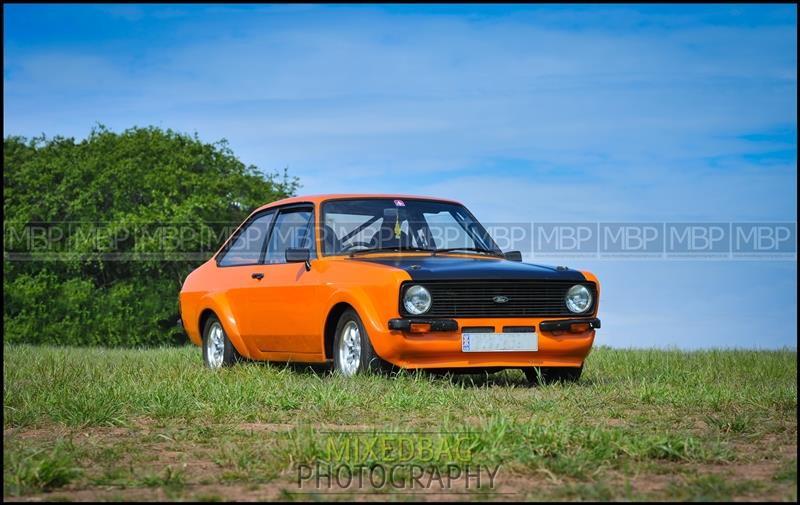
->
[402,280,596,318]
[503,326,536,333]
[461,326,495,333]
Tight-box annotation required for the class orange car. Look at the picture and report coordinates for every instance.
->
[179,194,600,383]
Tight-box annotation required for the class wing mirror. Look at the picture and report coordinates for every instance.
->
[285,248,311,271]
[503,250,523,262]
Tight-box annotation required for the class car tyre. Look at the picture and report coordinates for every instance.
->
[202,315,240,369]
[333,308,386,376]
[523,365,583,385]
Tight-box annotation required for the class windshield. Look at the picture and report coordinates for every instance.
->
[320,198,501,256]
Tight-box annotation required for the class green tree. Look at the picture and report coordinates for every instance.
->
[3,126,298,346]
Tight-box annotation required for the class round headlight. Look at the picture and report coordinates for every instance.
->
[565,284,592,313]
[403,285,432,315]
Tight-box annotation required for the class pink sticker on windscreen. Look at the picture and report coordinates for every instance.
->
[394,199,405,206]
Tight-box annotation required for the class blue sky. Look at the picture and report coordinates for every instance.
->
[4,4,797,349]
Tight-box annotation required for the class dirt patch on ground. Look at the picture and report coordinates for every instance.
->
[4,425,75,441]
[617,459,794,501]
[4,417,156,443]
[237,422,378,433]
[237,422,297,433]
[5,462,796,502]
[4,483,290,502]
[5,420,797,502]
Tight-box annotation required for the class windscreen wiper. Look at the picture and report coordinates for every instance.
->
[431,247,504,257]
[349,246,434,257]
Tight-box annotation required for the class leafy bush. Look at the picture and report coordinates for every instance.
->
[3,126,298,346]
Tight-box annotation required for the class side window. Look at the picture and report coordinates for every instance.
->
[217,211,275,266]
[264,208,313,264]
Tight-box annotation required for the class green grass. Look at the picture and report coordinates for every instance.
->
[3,344,797,501]
[3,439,82,496]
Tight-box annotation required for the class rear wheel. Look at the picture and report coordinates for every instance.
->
[523,365,583,385]
[202,315,240,369]
[333,309,385,376]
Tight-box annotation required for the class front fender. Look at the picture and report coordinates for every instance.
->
[323,286,397,361]
[324,286,386,334]
[580,270,601,314]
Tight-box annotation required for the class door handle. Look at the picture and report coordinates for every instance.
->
[251,272,264,280]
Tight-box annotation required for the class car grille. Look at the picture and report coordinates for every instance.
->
[401,280,597,318]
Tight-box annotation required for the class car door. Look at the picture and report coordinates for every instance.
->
[254,204,323,356]
[215,209,277,348]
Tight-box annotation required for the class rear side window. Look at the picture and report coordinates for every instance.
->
[217,211,275,266]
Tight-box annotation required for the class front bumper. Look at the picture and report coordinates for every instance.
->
[373,316,599,369]
[388,317,600,333]
[388,318,459,332]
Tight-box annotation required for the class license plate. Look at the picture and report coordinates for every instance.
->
[461,332,537,352]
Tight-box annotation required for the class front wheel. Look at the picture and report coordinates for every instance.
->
[523,365,583,385]
[202,315,240,369]
[333,309,385,376]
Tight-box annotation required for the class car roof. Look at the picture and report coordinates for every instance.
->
[251,193,463,213]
